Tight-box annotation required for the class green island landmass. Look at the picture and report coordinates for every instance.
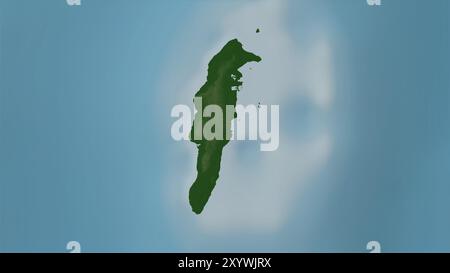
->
[189,39,262,214]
